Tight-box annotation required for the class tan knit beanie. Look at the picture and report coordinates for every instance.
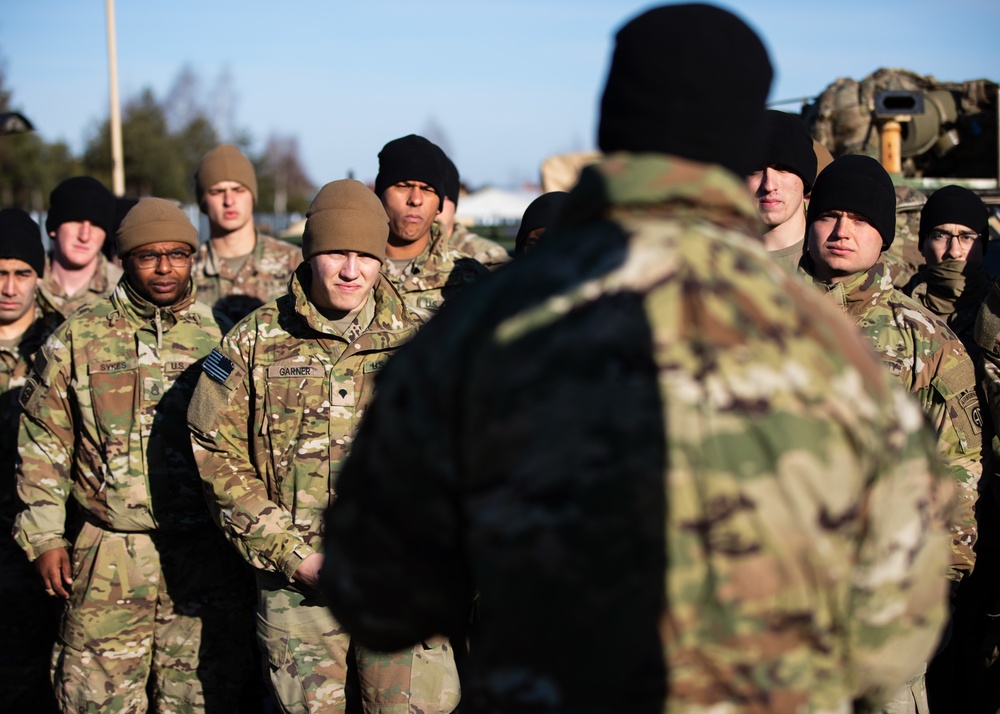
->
[117,198,199,255]
[302,180,389,262]
[195,144,258,207]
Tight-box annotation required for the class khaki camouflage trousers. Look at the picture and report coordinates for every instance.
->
[52,521,255,713]
[256,571,461,713]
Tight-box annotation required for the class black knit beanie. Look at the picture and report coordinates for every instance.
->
[0,208,45,276]
[374,135,447,205]
[45,176,115,235]
[807,155,897,250]
[918,185,989,251]
[597,3,773,177]
[515,192,569,256]
[759,110,817,191]
[443,155,460,208]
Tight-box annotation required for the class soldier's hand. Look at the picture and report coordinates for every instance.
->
[36,547,72,599]
[293,553,324,590]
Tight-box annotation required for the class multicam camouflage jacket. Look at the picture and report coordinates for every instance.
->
[383,223,489,323]
[13,280,230,561]
[444,223,511,271]
[0,311,61,534]
[36,252,123,321]
[903,259,989,361]
[801,256,982,575]
[187,264,417,582]
[320,153,953,713]
[193,232,303,323]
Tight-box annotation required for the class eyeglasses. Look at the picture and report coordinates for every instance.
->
[926,230,980,247]
[130,249,194,269]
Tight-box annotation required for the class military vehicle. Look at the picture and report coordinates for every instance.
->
[797,68,1000,283]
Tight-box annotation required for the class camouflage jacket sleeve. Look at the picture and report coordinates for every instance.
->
[975,280,1000,516]
[12,332,76,561]
[187,324,313,581]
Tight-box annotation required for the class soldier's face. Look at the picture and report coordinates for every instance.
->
[124,240,194,307]
[807,210,884,283]
[0,258,38,327]
[438,196,457,239]
[50,220,106,270]
[922,222,984,267]
[381,181,441,246]
[747,166,806,228]
[310,251,382,314]
[203,180,254,235]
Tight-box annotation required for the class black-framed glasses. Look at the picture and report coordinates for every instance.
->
[926,229,980,247]
[130,249,194,269]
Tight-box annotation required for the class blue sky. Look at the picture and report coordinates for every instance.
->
[2,1,998,190]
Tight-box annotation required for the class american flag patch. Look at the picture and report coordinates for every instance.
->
[203,349,235,384]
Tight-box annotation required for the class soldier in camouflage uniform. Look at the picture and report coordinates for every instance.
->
[375,135,488,323]
[799,155,982,714]
[746,110,816,271]
[188,179,460,713]
[0,209,61,712]
[14,198,252,713]
[39,176,123,321]
[319,6,953,712]
[436,153,511,271]
[903,185,991,359]
[193,144,303,323]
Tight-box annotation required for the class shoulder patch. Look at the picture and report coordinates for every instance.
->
[203,349,237,385]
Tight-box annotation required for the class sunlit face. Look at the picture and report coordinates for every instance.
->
[0,258,38,326]
[381,181,441,245]
[123,240,194,306]
[807,210,884,283]
[746,166,806,229]
[309,251,382,313]
[203,180,254,234]
[50,220,106,270]
[921,222,984,267]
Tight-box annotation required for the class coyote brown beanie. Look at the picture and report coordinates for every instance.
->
[116,198,199,255]
[195,144,258,207]
[302,180,389,263]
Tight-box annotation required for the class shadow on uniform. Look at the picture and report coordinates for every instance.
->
[145,360,261,712]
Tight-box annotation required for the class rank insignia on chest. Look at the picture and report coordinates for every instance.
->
[203,349,236,385]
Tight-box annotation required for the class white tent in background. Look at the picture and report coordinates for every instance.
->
[455,187,539,227]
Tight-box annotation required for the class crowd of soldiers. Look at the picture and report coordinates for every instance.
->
[1,2,999,713]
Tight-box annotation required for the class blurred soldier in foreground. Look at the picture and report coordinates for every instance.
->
[904,185,991,357]
[14,199,251,713]
[188,180,460,712]
[747,109,817,270]
[319,5,953,712]
[437,154,511,270]
[0,209,60,712]
[193,144,302,323]
[376,134,487,322]
[799,155,982,713]
[39,176,122,320]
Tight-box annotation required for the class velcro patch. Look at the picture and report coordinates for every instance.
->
[88,357,138,375]
[363,360,386,374]
[959,391,984,434]
[266,364,323,378]
[203,349,236,385]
